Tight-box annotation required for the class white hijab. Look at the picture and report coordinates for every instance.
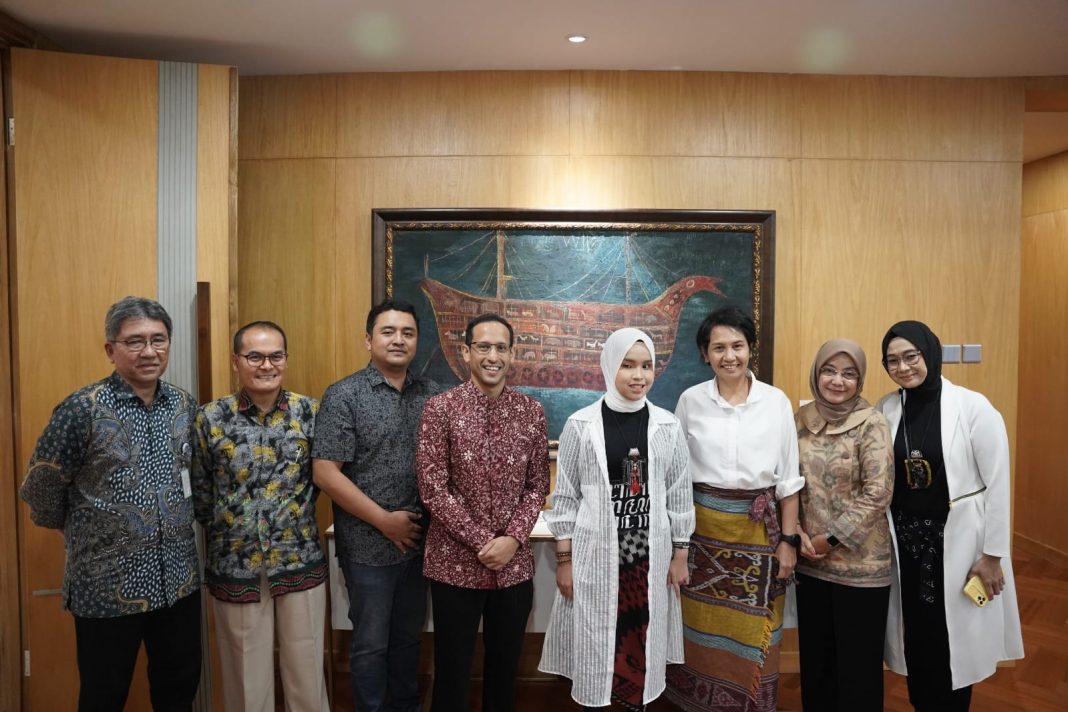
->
[600,327,656,413]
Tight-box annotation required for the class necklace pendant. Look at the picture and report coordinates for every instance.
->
[910,449,923,459]
[628,448,641,494]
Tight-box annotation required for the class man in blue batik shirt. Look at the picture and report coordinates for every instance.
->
[20,296,201,711]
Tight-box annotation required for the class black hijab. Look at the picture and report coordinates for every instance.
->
[881,320,942,395]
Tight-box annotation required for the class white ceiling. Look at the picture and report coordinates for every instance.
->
[3,0,1068,159]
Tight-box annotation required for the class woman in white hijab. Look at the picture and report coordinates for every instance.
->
[538,327,695,711]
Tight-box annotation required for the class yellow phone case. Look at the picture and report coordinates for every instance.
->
[963,574,989,607]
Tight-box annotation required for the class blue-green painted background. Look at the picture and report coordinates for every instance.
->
[392,228,755,439]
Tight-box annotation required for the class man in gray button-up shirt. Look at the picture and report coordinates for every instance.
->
[312,299,439,712]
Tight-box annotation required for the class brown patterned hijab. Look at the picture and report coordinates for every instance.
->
[806,338,872,428]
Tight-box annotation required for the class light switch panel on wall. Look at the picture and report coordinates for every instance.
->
[943,344,962,363]
[962,344,982,363]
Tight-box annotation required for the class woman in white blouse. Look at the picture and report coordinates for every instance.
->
[539,327,694,711]
[664,306,803,712]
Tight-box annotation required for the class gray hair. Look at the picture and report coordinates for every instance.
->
[104,296,173,341]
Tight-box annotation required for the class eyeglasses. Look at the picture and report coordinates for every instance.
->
[818,365,860,382]
[468,342,511,355]
[238,351,288,366]
[885,350,923,371]
[112,336,170,353]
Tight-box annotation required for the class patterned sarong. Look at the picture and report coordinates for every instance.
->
[665,485,787,712]
[612,528,651,711]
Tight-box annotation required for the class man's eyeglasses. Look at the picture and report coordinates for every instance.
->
[468,342,511,355]
[885,350,923,371]
[238,351,288,367]
[818,366,860,382]
[113,336,170,353]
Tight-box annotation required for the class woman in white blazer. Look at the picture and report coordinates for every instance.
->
[538,327,695,711]
[878,321,1023,712]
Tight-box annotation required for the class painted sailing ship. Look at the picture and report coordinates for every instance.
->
[420,230,724,390]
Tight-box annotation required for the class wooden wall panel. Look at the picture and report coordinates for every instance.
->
[333,159,375,377]
[800,76,1024,162]
[197,64,236,400]
[1017,150,1068,559]
[238,159,336,399]
[238,75,337,159]
[1023,150,1068,217]
[240,69,1030,681]
[799,159,1021,445]
[336,72,571,157]
[570,71,801,158]
[0,51,19,712]
[10,47,159,711]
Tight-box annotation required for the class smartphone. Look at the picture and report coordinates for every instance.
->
[963,574,989,607]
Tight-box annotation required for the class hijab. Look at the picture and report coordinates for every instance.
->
[600,327,656,413]
[800,338,873,434]
[880,320,942,395]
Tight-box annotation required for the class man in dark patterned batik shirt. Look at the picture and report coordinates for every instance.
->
[312,299,440,712]
[192,321,328,712]
[20,296,201,712]
[416,313,550,712]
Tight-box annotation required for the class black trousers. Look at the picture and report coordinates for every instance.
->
[429,579,534,712]
[796,572,890,712]
[73,591,201,712]
[899,544,973,712]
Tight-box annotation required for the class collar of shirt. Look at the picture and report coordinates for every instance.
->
[708,371,764,408]
[365,362,414,392]
[237,388,290,415]
[108,370,168,405]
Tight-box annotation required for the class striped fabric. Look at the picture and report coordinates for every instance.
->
[665,485,787,712]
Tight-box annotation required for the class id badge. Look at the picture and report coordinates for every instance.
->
[180,468,192,498]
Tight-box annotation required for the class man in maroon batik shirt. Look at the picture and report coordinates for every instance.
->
[416,313,550,712]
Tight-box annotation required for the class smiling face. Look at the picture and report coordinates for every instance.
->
[462,321,513,398]
[614,341,654,401]
[817,352,860,405]
[365,309,418,375]
[105,317,170,393]
[233,326,287,401]
[885,336,928,390]
[703,325,751,383]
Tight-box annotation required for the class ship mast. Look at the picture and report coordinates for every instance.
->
[496,230,511,300]
[624,235,633,303]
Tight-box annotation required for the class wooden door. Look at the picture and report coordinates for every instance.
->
[8,47,159,710]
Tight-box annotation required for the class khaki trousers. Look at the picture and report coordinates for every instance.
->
[212,571,329,712]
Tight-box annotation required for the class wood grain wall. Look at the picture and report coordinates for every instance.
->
[238,70,1023,457]
[238,71,1026,677]
[1018,148,1068,562]
[6,48,234,711]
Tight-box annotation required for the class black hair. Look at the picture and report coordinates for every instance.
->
[105,296,172,340]
[233,320,287,354]
[366,299,420,335]
[695,305,756,358]
[464,313,514,346]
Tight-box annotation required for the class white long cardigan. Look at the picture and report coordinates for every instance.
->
[878,377,1024,688]
[538,400,695,707]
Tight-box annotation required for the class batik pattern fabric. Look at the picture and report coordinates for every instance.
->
[192,389,326,603]
[19,372,199,618]
[612,527,651,711]
[665,484,786,712]
[416,381,550,589]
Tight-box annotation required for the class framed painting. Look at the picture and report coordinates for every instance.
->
[372,209,775,441]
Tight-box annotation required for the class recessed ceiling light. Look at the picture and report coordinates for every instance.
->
[568,35,587,44]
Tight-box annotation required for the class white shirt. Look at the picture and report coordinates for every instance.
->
[675,374,803,500]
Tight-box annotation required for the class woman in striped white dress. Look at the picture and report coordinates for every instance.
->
[538,327,695,710]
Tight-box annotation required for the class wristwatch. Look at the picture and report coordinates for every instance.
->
[826,534,841,548]
[780,533,801,548]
